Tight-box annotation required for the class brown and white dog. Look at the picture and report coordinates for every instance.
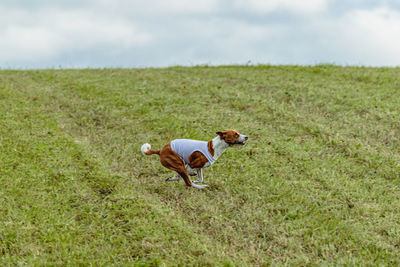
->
[141,130,248,189]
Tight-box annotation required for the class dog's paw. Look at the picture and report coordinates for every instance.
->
[191,183,207,189]
[193,180,203,184]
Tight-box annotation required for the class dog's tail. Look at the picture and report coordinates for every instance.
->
[141,143,161,156]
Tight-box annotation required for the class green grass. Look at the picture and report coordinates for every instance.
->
[1,65,400,265]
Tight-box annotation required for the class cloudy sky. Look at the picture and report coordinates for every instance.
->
[1,0,400,68]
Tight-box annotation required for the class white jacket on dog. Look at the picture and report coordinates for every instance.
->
[171,139,216,165]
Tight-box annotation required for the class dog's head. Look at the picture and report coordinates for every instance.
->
[216,129,248,146]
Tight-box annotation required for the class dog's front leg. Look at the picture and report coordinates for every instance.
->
[193,168,204,184]
[186,165,197,176]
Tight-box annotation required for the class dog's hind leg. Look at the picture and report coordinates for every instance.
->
[165,175,181,182]
[159,143,206,189]
[166,165,196,182]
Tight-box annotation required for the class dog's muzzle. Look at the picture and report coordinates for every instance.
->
[232,135,248,146]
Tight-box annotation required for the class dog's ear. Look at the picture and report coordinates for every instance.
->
[216,131,224,137]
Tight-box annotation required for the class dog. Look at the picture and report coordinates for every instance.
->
[141,130,248,189]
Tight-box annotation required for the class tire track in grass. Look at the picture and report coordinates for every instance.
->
[4,70,244,266]
[0,84,125,264]
[30,69,304,264]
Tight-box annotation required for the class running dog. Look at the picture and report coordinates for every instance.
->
[141,130,248,189]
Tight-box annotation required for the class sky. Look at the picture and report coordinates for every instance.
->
[1,0,400,68]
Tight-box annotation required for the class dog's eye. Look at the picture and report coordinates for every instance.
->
[235,133,239,137]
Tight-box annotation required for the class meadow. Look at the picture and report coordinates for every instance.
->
[0,65,400,265]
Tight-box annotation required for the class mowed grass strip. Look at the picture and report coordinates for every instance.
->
[1,65,400,265]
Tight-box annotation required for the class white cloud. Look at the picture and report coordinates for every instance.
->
[161,18,284,64]
[340,8,400,65]
[0,5,153,63]
[1,1,400,67]
[51,9,153,48]
[311,7,400,65]
[84,0,220,17]
[152,0,219,14]
[233,0,329,15]
[1,26,57,60]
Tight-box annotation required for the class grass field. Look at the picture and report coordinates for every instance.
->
[1,65,400,265]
